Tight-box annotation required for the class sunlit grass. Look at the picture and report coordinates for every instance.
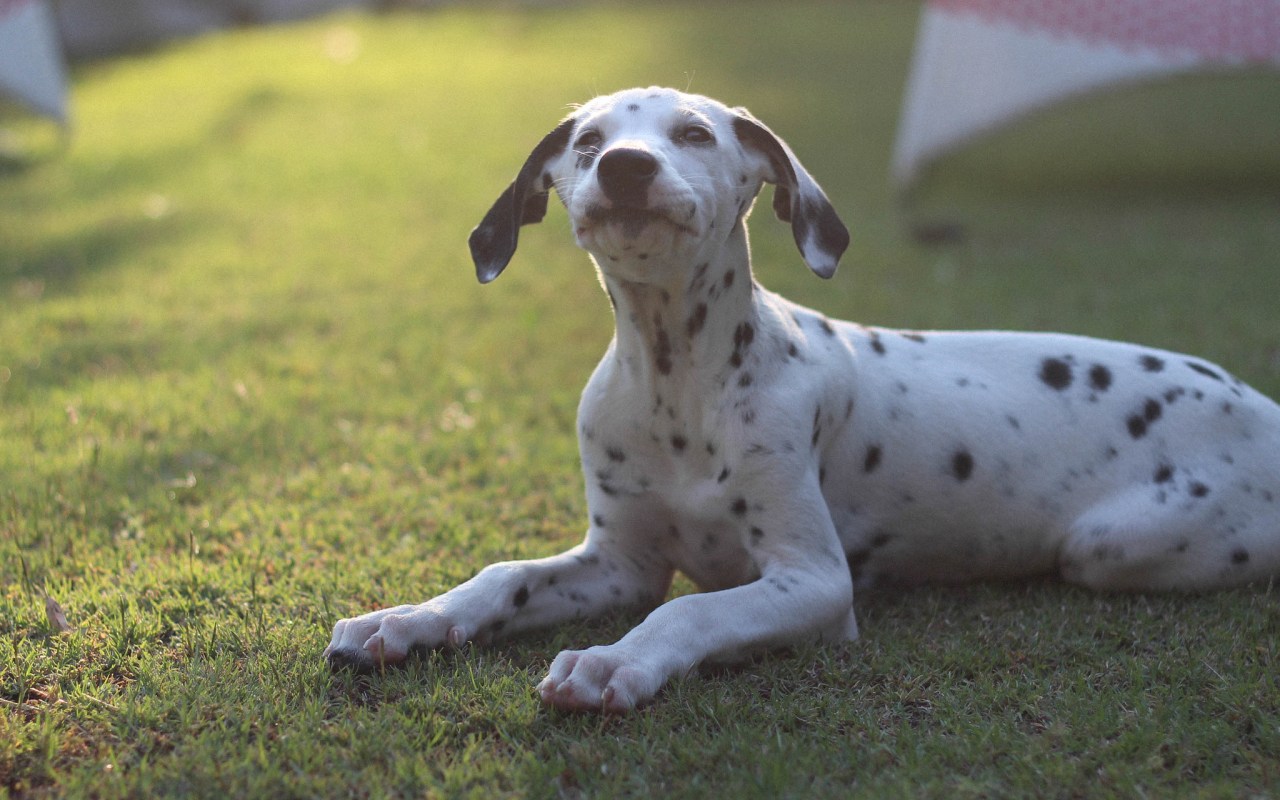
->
[2,2,1279,796]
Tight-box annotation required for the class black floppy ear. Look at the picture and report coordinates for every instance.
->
[732,110,850,279]
[468,116,575,283]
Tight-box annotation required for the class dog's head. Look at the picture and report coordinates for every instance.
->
[468,87,849,284]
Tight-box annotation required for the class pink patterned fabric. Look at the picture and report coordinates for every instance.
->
[932,0,1280,62]
[0,0,35,20]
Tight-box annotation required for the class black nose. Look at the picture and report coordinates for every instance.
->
[597,148,659,206]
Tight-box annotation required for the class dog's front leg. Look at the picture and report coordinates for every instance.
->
[538,501,856,713]
[324,539,672,671]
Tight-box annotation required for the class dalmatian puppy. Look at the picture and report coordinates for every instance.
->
[325,87,1280,712]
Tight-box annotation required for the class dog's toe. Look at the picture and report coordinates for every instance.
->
[325,645,375,673]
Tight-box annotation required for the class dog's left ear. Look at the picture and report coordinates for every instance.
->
[732,110,850,279]
[468,116,575,284]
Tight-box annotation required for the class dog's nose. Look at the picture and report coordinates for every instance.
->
[597,148,659,206]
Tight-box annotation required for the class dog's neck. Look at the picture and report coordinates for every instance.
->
[595,222,758,396]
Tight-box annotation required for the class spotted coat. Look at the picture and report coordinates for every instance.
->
[326,87,1280,714]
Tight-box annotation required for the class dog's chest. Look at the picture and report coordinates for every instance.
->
[581,394,766,590]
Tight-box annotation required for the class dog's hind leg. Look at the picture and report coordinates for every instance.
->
[1060,478,1278,591]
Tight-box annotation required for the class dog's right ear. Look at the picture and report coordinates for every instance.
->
[468,116,575,284]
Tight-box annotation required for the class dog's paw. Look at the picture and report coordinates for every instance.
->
[324,604,466,672]
[536,647,665,713]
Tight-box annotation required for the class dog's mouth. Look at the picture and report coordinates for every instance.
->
[580,205,696,238]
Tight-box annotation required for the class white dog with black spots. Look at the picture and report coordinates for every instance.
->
[325,87,1280,712]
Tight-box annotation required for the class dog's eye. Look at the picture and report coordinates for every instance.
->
[575,130,604,151]
[676,124,715,145]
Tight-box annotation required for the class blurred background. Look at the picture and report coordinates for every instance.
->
[6,0,1280,218]
[2,0,1279,500]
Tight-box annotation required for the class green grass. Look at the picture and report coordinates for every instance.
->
[3,2,1280,796]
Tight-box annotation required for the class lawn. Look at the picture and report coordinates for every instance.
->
[3,2,1280,797]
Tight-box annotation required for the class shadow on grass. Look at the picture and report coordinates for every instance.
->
[2,213,197,295]
[0,82,302,302]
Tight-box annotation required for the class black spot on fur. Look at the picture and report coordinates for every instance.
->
[1127,415,1148,439]
[1089,364,1112,392]
[627,103,639,112]
[689,262,711,292]
[593,514,606,528]
[671,435,687,452]
[717,467,731,483]
[738,372,753,388]
[1040,358,1073,391]
[1186,361,1224,382]
[655,324,673,375]
[1006,415,1022,431]
[902,332,927,344]
[513,586,529,608]
[1140,355,1165,372]
[723,269,736,289]
[871,532,892,548]
[1154,465,1173,483]
[787,342,800,359]
[811,407,822,447]
[1144,398,1162,422]
[1231,548,1250,564]
[819,318,836,337]
[1126,397,1162,439]
[731,497,748,516]
[750,526,765,541]
[869,334,886,355]
[729,321,755,368]
[606,447,627,463]
[686,303,708,337]
[952,450,974,481]
[1189,482,1210,498]
[864,445,882,473]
